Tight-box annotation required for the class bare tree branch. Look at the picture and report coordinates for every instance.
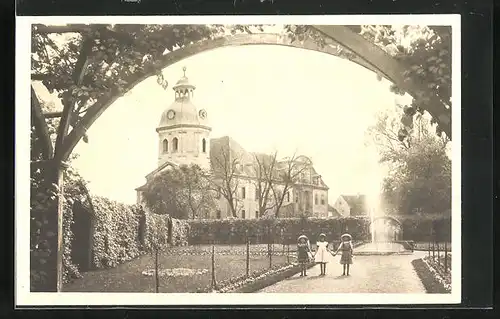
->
[209,145,241,218]
[271,153,311,217]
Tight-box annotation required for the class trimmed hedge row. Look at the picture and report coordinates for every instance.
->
[64,195,189,280]
[187,215,451,245]
[91,196,143,269]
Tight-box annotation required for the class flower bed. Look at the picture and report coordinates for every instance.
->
[142,268,209,277]
[423,255,452,291]
[198,261,315,293]
[411,258,451,293]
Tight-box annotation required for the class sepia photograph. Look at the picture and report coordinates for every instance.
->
[16,15,461,306]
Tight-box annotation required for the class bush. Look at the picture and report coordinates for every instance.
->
[187,217,372,245]
[64,197,191,277]
[90,196,143,269]
[187,215,451,245]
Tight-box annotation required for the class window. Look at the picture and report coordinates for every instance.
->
[216,210,221,219]
[202,138,207,153]
[241,187,246,199]
[254,190,259,201]
[286,191,290,202]
[321,195,325,205]
[315,194,319,205]
[241,210,246,219]
[162,139,168,153]
[255,211,259,218]
[172,137,179,152]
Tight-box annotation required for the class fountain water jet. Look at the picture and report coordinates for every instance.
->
[355,163,409,255]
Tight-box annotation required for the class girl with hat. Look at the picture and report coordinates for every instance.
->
[334,233,354,276]
[314,233,330,276]
[297,235,311,277]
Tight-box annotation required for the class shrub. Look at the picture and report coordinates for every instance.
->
[187,215,451,245]
[90,196,142,269]
[65,198,191,276]
[187,217,372,245]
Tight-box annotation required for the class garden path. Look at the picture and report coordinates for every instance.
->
[258,251,427,293]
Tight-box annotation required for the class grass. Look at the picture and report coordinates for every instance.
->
[64,245,288,293]
[411,259,449,294]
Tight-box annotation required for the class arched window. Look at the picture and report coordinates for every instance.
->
[173,137,179,152]
[314,194,319,205]
[162,139,169,153]
[320,194,325,205]
[202,138,207,153]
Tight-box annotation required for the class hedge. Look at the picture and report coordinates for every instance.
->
[90,196,143,269]
[187,215,451,245]
[62,195,190,283]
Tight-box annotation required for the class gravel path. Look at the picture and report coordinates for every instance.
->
[258,249,427,293]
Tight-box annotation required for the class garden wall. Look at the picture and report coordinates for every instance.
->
[187,215,451,245]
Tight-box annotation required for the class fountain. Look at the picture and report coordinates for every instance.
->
[355,167,410,255]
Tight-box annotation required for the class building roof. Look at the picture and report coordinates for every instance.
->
[340,194,367,214]
[208,136,328,189]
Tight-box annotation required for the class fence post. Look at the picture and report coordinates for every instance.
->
[444,241,448,273]
[154,247,159,293]
[211,242,217,290]
[437,241,441,266]
[246,231,250,278]
[287,242,290,264]
[432,241,435,260]
[269,227,272,269]
[428,241,431,258]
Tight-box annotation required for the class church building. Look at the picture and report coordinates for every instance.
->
[136,67,330,219]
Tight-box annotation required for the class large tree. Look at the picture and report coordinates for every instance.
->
[356,25,452,141]
[367,108,451,215]
[141,164,216,219]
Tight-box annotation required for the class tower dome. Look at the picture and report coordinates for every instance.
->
[155,67,211,171]
[157,66,209,130]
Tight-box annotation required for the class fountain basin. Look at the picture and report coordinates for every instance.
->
[354,242,412,255]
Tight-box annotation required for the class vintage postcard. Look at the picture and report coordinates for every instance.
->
[16,15,461,306]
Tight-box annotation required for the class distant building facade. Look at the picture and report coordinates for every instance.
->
[332,194,367,217]
[136,68,329,219]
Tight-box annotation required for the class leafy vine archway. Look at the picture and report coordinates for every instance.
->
[29,23,452,292]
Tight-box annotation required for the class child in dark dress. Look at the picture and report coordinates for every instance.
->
[297,235,311,277]
[334,233,354,276]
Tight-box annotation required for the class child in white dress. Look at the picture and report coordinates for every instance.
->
[314,233,330,276]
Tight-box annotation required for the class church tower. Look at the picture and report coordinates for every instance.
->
[156,67,211,170]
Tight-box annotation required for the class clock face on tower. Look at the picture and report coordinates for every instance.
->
[199,109,207,119]
[167,110,175,120]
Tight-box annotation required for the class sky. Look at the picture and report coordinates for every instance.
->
[34,44,412,205]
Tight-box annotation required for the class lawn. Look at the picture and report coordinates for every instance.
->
[64,245,289,293]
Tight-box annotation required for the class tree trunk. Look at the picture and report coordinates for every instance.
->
[31,160,66,292]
